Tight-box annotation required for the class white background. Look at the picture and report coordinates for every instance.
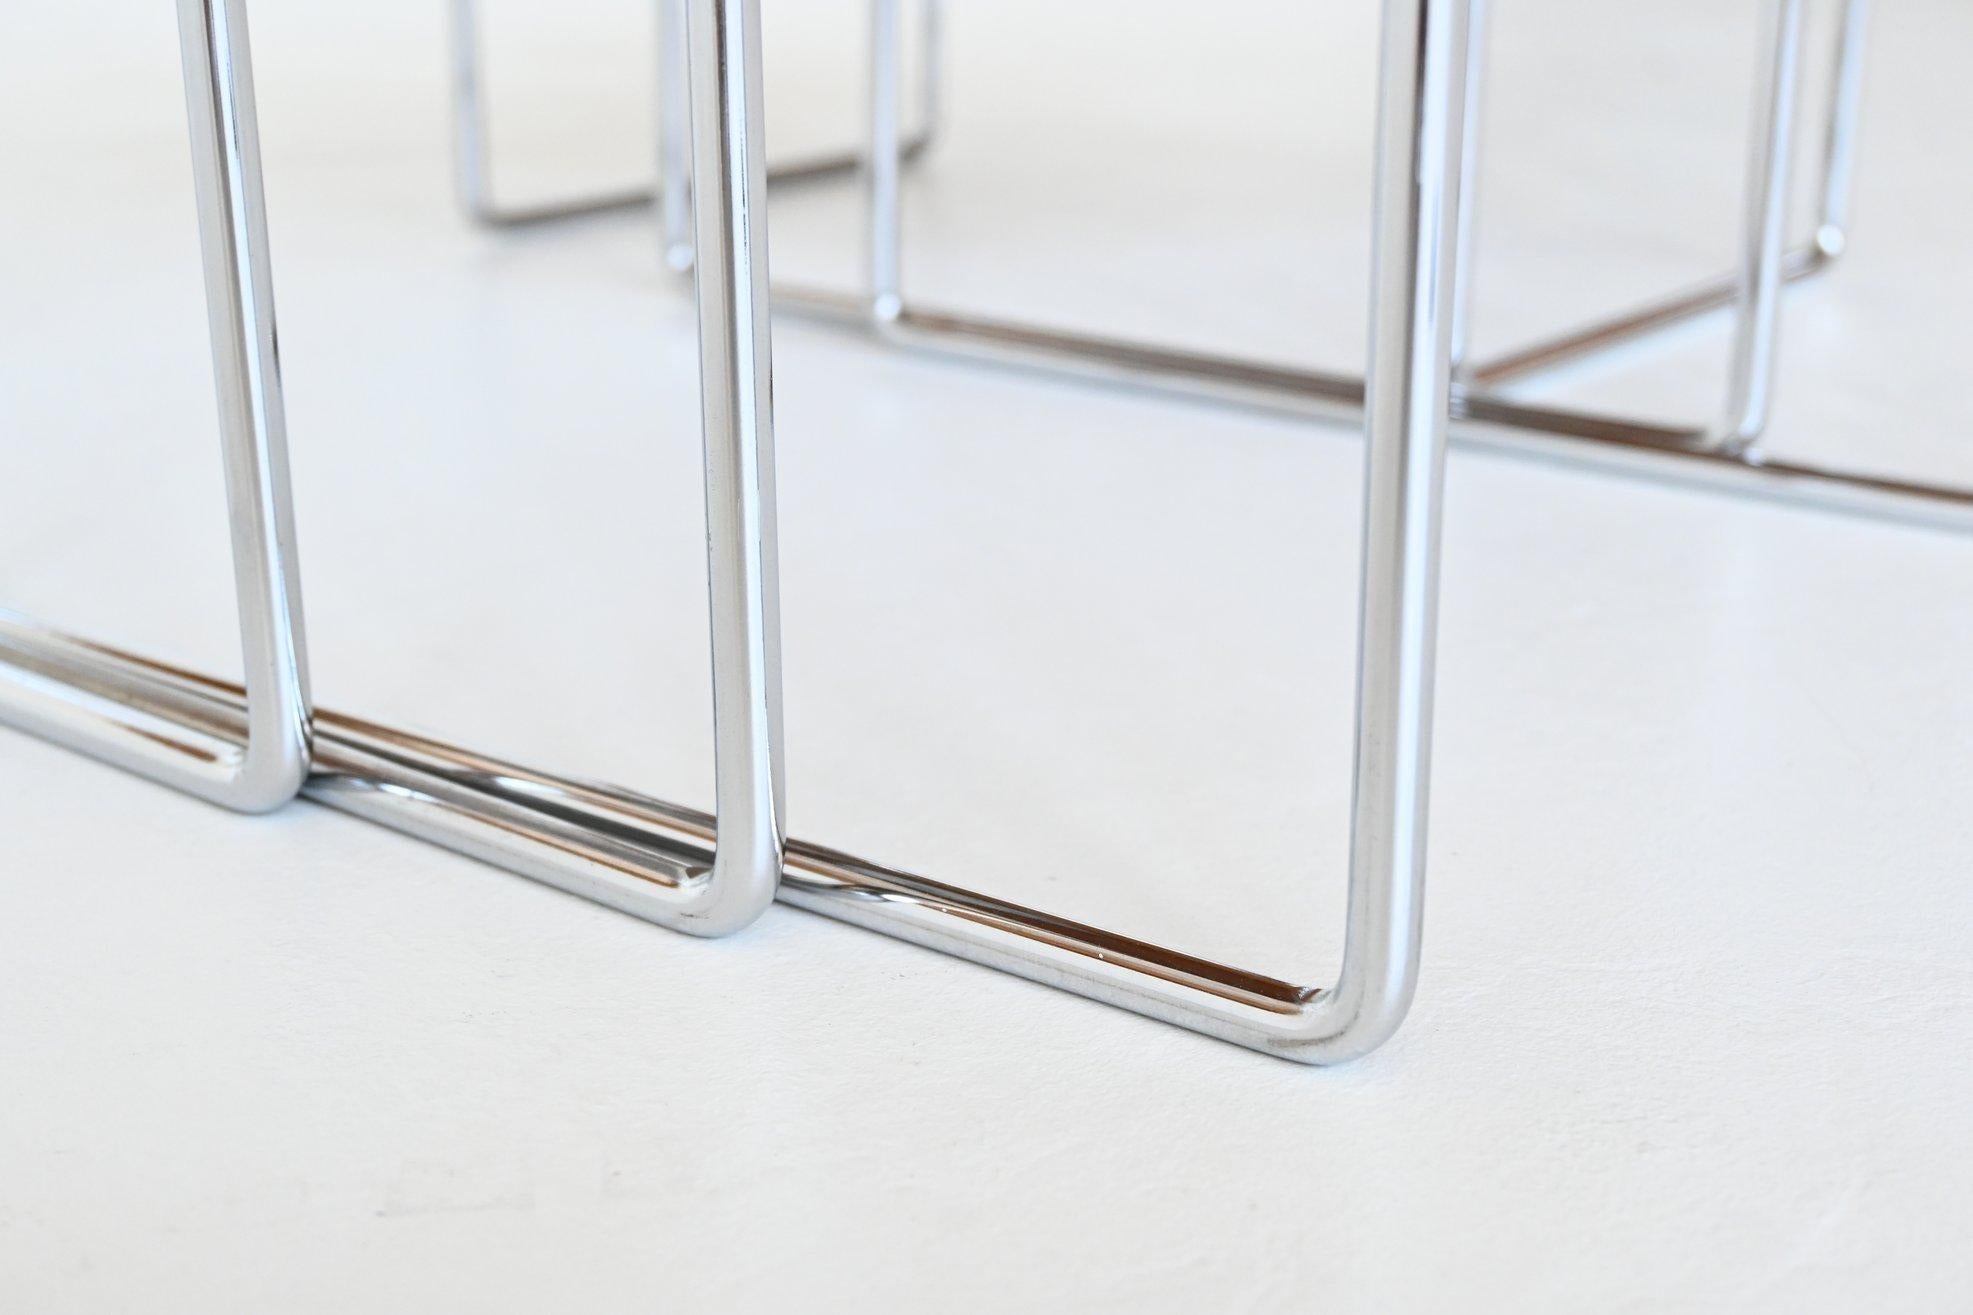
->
[3,0,1970,1309]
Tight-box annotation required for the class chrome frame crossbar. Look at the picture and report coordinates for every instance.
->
[1465,0,1871,392]
[29,0,1940,1063]
[750,0,1973,536]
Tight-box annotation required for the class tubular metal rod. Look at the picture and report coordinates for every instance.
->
[1815,0,1869,257]
[475,0,1476,1061]
[301,0,788,938]
[1448,0,1488,369]
[0,628,1327,1039]
[1461,244,1835,391]
[1319,0,1468,1060]
[0,0,311,813]
[1466,0,1864,391]
[920,0,945,147]
[1717,0,1805,454]
[6,0,785,927]
[766,282,1973,537]
[260,0,784,935]
[449,0,655,227]
[657,0,943,267]
[659,0,695,268]
[453,0,940,234]
[676,0,786,934]
[6,0,1470,1062]
[743,0,1952,533]
[867,0,905,321]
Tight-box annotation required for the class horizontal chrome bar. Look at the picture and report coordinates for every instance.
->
[1465,237,1836,391]
[451,0,939,233]
[771,285,1973,537]
[7,625,1318,1048]
[1465,0,1868,391]
[453,137,939,232]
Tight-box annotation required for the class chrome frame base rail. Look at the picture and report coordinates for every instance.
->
[4,634,1325,1048]
[770,286,1973,537]
[0,0,311,814]
[23,0,1476,1066]
[451,0,939,232]
[1462,240,1840,393]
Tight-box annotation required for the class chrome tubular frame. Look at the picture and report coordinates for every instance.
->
[1465,0,1871,394]
[0,0,311,814]
[658,0,942,269]
[12,0,1962,1063]
[452,0,941,237]
[323,0,792,937]
[761,0,1476,1062]
[751,0,1973,534]
[20,0,1473,1063]
[4,0,787,936]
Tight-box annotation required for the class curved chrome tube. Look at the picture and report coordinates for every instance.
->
[369,0,792,936]
[33,0,1932,1062]
[1272,0,1467,1059]
[657,0,942,269]
[0,0,1466,1056]
[0,0,311,814]
[668,0,786,935]
[447,0,941,237]
[2,0,787,931]
[758,0,1964,534]
[1465,0,1868,400]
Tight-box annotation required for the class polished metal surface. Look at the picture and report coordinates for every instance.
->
[5,0,787,935]
[737,0,1973,534]
[0,0,311,813]
[658,0,941,268]
[6,0,1472,1064]
[347,0,790,936]
[0,627,1322,1045]
[671,0,787,934]
[16,0,1947,1066]
[442,2,1947,535]
[448,0,939,235]
[803,0,1472,1061]
[1465,0,1868,391]
[1718,0,1804,453]
[1448,0,1489,368]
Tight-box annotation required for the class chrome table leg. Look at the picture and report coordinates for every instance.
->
[47,0,1471,1063]
[0,0,311,814]
[331,0,791,937]
[19,0,1468,1061]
